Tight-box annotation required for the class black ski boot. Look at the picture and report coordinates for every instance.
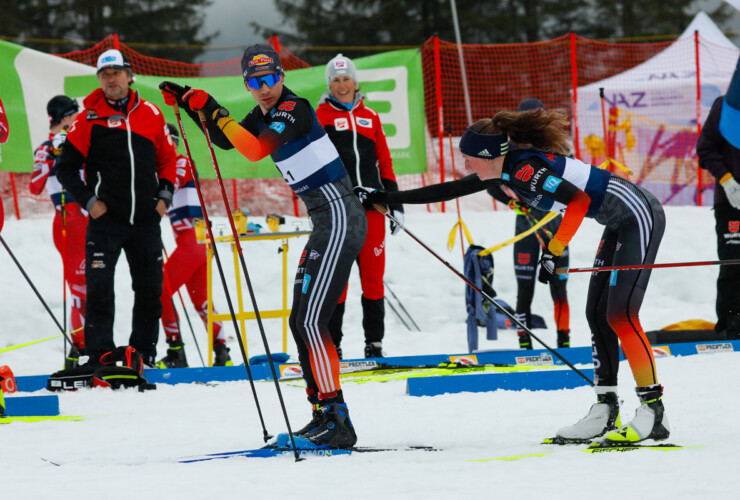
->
[213,342,232,366]
[303,402,357,449]
[364,342,384,358]
[603,384,670,444]
[557,330,570,348]
[295,394,324,438]
[64,345,82,370]
[517,331,532,349]
[156,340,188,368]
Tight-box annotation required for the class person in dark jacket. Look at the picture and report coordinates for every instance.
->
[56,49,177,368]
[316,53,404,358]
[697,94,740,340]
[357,107,670,445]
[160,44,366,449]
[487,97,570,350]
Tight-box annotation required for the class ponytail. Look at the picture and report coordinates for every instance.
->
[470,109,571,156]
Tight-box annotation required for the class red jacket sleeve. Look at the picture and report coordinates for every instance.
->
[30,143,53,195]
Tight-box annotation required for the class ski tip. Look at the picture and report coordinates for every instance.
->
[469,452,556,462]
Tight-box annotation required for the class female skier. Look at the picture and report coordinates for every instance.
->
[358,107,669,445]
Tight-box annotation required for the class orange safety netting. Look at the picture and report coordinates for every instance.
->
[422,34,738,208]
[6,33,738,220]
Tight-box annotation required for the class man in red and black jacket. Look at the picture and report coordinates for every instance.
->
[56,49,177,367]
[316,53,404,358]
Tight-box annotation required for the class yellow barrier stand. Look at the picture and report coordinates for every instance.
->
[198,219,311,366]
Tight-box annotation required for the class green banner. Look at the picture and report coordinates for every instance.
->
[1,42,426,179]
[0,41,30,170]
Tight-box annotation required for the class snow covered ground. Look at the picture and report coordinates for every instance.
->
[1,200,736,499]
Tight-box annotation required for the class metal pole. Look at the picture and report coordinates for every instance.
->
[450,0,474,125]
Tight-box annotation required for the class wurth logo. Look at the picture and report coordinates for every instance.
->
[515,164,534,182]
[729,221,739,234]
[517,252,531,265]
[278,101,295,111]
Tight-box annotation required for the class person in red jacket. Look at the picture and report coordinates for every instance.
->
[316,54,404,358]
[30,95,87,367]
[157,124,231,368]
[56,49,177,368]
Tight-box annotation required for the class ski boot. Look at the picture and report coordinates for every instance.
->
[551,386,621,444]
[517,331,532,350]
[156,340,188,368]
[214,342,233,366]
[557,330,570,348]
[364,342,384,358]
[303,402,357,449]
[295,393,324,438]
[602,384,670,444]
[64,345,82,370]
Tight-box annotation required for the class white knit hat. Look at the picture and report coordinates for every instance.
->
[325,53,357,88]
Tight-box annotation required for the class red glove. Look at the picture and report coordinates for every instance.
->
[159,81,190,107]
[182,89,210,112]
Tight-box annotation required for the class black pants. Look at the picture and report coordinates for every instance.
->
[714,203,740,335]
[513,213,569,329]
[586,178,665,388]
[85,214,163,364]
[289,179,367,398]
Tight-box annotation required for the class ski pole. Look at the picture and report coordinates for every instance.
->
[0,328,82,354]
[61,189,69,362]
[165,100,274,446]
[384,280,421,331]
[384,296,412,331]
[556,258,740,274]
[0,234,76,347]
[194,107,300,459]
[374,205,594,386]
[162,242,205,367]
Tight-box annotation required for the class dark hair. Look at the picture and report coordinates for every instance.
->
[47,95,79,128]
[470,109,571,156]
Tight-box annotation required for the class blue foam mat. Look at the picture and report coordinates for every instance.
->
[4,394,60,416]
[407,368,596,396]
[13,339,740,392]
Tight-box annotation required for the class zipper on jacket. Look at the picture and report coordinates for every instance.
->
[348,108,361,185]
[123,96,142,225]
[125,116,136,225]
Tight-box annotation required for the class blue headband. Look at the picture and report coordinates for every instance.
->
[459,129,509,159]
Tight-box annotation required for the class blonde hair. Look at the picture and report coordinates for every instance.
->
[470,109,571,156]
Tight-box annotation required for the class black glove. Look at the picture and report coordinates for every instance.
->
[353,185,388,208]
[537,250,559,284]
[159,81,191,106]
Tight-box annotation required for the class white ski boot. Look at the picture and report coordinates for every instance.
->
[603,384,670,444]
[551,386,621,444]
